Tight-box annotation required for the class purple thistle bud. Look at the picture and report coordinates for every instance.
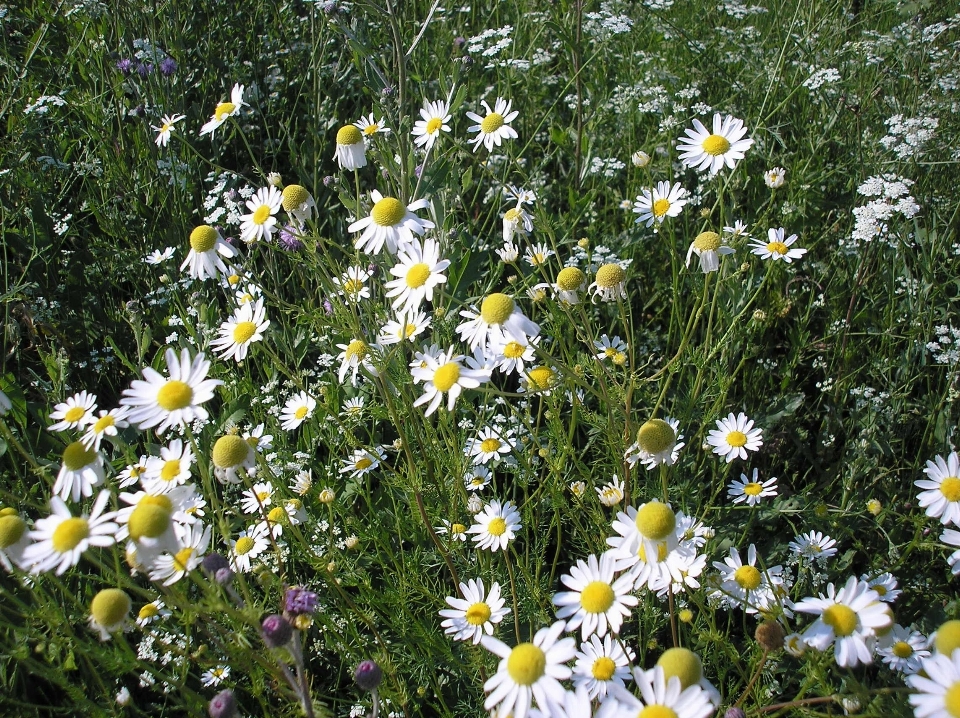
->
[159,57,177,77]
[354,660,382,692]
[453,36,466,49]
[322,175,336,187]
[724,709,746,718]
[214,567,235,586]
[278,225,305,252]
[116,58,133,75]
[323,300,333,316]
[136,62,153,77]
[261,614,293,648]
[285,586,319,616]
[208,689,238,718]
[414,164,423,178]
[201,552,230,576]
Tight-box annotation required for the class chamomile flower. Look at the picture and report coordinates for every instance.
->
[240,482,274,515]
[633,182,688,229]
[553,266,586,304]
[464,465,492,492]
[553,551,637,639]
[436,519,469,542]
[239,186,283,243]
[117,457,148,489]
[607,501,681,591]
[142,439,194,493]
[144,247,175,264]
[456,293,540,350]
[942,529,960,575]
[909,649,960,718]
[354,113,390,140]
[491,334,539,377]
[339,397,365,419]
[794,576,891,668]
[624,418,685,470]
[723,220,751,239]
[54,442,105,502]
[440,578,511,644]
[48,391,98,432]
[23,491,118,575]
[764,167,786,188]
[201,666,231,687]
[412,99,451,151]
[862,572,901,603]
[135,599,171,627]
[334,124,367,170]
[466,97,519,152]
[596,476,625,507]
[384,237,449,312]
[410,345,491,416]
[279,391,317,431]
[337,339,380,386]
[572,633,634,700]
[750,227,807,263]
[120,348,221,434]
[280,184,316,224]
[917,452,960,525]
[348,190,435,255]
[727,469,778,506]
[878,624,929,674]
[333,266,373,303]
[148,521,210,586]
[230,523,271,573]
[80,407,130,451]
[525,242,555,268]
[480,621,575,718]
[685,231,734,273]
[588,263,628,302]
[339,447,387,479]
[706,412,763,462]
[468,500,521,552]
[242,424,272,454]
[503,205,533,243]
[602,665,713,718]
[593,335,628,363]
[379,309,431,345]
[152,114,185,148]
[497,242,520,263]
[676,113,754,176]
[0,509,30,572]
[199,83,246,137]
[466,426,515,465]
[712,544,784,614]
[180,225,237,281]
[788,530,837,564]
[211,298,269,363]
[88,588,131,641]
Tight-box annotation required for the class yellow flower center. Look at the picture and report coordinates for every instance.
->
[556,267,585,291]
[944,682,960,718]
[62,441,95,471]
[734,565,762,590]
[635,502,676,540]
[227,274,241,286]
[128,495,174,541]
[64,406,87,423]
[267,506,287,523]
[591,656,616,681]
[345,339,367,361]
[252,205,272,225]
[451,523,466,534]
[92,414,115,433]
[161,122,173,133]
[426,117,443,134]
[405,263,431,288]
[941,477,960,502]
[371,197,406,227]
[355,457,373,471]
[726,430,748,447]
[213,435,249,468]
[693,231,721,251]
[638,541,668,563]
[595,263,625,288]
[294,406,309,420]
[937,621,960,655]
[281,185,308,211]
[527,367,554,390]
[822,604,858,637]
[639,706,678,718]
[160,459,181,482]
[480,293,515,325]
[138,603,159,620]
[90,589,131,627]
[156,380,193,411]
[652,198,672,217]
[51,517,89,553]
[363,123,379,136]
[504,207,521,223]
[232,321,258,344]
[503,341,526,359]
[657,647,703,689]
[235,536,255,555]
[765,241,788,255]
[481,438,501,453]
[336,125,363,145]
[580,581,615,614]
[432,362,461,392]
[214,102,236,121]
[172,547,194,571]
[487,517,507,536]
[743,482,763,496]
[637,419,676,455]
[480,112,504,134]
[0,514,26,548]
[892,641,914,658]
[702,134,731,156]
[506,643,546,686]
[189,225,218,253]
[465,602,491,626]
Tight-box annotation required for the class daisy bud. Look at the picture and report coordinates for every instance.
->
[724,709,746,718]
[261,614,293,648]
[208,688,238,718]
[631,150,650,167]
[866,499,882,515]
[755,620,785,652]
[354,659,382,692]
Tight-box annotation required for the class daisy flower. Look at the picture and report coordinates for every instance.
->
[552,551,637,639]
[384,237,450,312]
[480,621,576,718]
[750,227,807,263]
[151,113,185,148]
[339,447,387,479]
[764,167,786,188]
[435,520,469,542]
[180,225,237,281]
[120,348,222,434]
[53,442,105,502]
[712,544,784,615]
[788,530,837,565]
[596,476,625,507]
[135,599,171,627]
[211,298,270,362]
[88,588,131,641]
[231,523,271,573]
[624,418,684,470]
[410,345,491,416]
[349,190,435,256]
[23,491,118,575]
[239,185,283,243]
[117,457,148,489]
[148,521,211,586]
[497,242,520,263]
[524,242,554,268]
[466,425,515,465]
[379,309,432,345]
[656,648,721,706]
[594,335,628,363]
[686,230,735,273]
[81,407,130,451]
[199,83,246,137]
[727,469,778,506]
[706,412,763,462]
[553,266,586,304]
[603,665,713,718]
[354,113,390,140]
[240,481,274,515]
[466,97,519,152]
[503,205,533,244]
[588,263,628,302]
[633,181,688,229]
[48,390,97,432]
[468,500,521,552]
[794,576,892,668]
[440,578,510,644]
[456,293,540,350]
[333,124,367,170]
[279,391,316,431]
[907,647,960,716]
[607,500,680,582]
[333,265,373,303]
[942,529,960,575]
[339,397,365,419]
[862,572,900,603]
[464,465,492,492]
[0,509,31,572]
[142,439,194,493]
[878,624,929,675]
[676,113,754,176]
[143,247,175,264]
[336,339,380,386]
[201,666,231,687]
[572,633,634,700]
[280,184,316,224]
[917,452,960,525]
[412,99,451,150]
[491,334,539,377]
[723,220,751,239]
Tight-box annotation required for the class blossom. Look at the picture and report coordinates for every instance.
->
[468,500,521,552]
[412,99,451,150]
[552,551,637,639]
[348,190,434,256]
[180,225,237,281]
[239,186,283,243]
[676,113,754,175]
[706,412,763,462]
[917,452,960,525]
[410,345,491,416]
[727,469,778,506]
[633,182,688,229]
[200,83,246,137]
[440,578,510,644]
[152,114,185,148]
[466,97,519,152]
[749,227,807,263]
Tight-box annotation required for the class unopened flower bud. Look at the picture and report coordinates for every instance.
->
[208,688,238,718]
[354,659,382,691]
[261,614,293,648]
[755,620,785,652]
[202,552,230,577]
[724,708,746,718]
[215,567,235,586]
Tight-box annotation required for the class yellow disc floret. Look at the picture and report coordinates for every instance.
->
[822,604,858,637]
[765,241,788,256]
[639,706,678,718]
[371,197,406,227]
[90,588,131,628]
[480,113,505,134]
[213,435,250,468]
[506,643,546,686]
[138,603,159,621]
[693,231,721,251]
[336,125,363,145]
[405,263,431,288]
[465,602,491,626]
[232,321,258,344]
[432,363,461,393]
[657,647,703,689]
[592,657,616,681]
[64,406,86,423]
[0,514,26,548]
[156,380,193,411]
[637,419,676,455]
[214,102,236,121]
[481,438,501,453]
[487,518,507,536]
[92,414,115,433]
[426,117,443,134]
[503,341,526,359]
[702,134,731,156]
[734,565,762,591]
[128,495,174,541]
[944,682,960,718]
[52,517,89,553]
[635,501,676,540]
[726,430,748,447]
[235,536,255,555]
[941,477,960,502]
[935,620,960,655]
[595,264,625,288]
[556,266,585,291]
[189,225,219,253]
[580,581,615,614]
[480,293,515,325]
[281,184,309,211]
[62,442,95,471]
[526,367,554,391]
[652,199,672,217]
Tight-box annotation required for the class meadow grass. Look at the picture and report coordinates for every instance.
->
[1,0,959,716]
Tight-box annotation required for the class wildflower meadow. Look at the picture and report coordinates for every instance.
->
[3,0,960,716]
